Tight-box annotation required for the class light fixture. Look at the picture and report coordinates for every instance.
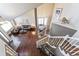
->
[32,31,36,35]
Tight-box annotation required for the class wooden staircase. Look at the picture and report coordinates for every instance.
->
[36,35,79,56]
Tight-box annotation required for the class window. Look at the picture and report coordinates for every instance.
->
[37,17,48,26]
[0,21,13,32]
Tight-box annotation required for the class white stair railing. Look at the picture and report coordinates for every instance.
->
[48,35,79,56]
[36,34,79,56]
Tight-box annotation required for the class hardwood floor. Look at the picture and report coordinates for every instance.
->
[14,31,47,56]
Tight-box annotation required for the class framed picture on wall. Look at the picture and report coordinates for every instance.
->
[55,8,63,20]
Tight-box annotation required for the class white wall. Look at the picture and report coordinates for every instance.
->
[15,4,54,27]
[37,3,54,17]
[51,3,79,38]
[0,3,43,27]
[0,3,42,20]
[37,3,54,28]
[60,3,79,30]
[15,9,35,26]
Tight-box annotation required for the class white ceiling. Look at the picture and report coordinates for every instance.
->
[0,3,42,20]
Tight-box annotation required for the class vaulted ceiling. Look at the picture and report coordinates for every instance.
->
[0,3,42,20]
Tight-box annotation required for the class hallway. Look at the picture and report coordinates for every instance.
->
[15,31,46,56]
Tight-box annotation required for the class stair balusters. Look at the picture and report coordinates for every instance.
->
[37,35,79,56]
